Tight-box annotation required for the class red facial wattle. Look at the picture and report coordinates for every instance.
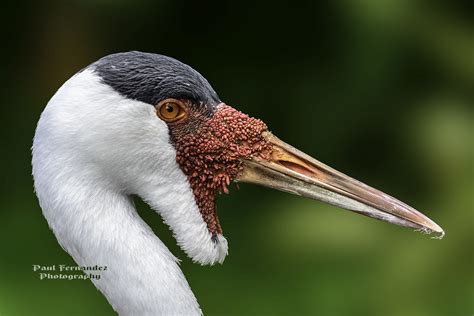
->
[173,104,273,236]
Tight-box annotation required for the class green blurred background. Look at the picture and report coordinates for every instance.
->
[0,0,472,315]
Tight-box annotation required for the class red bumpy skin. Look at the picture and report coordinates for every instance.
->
[173,104,272,237]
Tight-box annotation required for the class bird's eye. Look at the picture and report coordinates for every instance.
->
[156,99,187,122]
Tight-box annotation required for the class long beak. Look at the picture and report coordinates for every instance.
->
[237,132,444,238]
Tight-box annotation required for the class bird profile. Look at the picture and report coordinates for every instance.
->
[32,51,444,315]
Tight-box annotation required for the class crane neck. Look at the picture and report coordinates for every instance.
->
[33,163,202,315]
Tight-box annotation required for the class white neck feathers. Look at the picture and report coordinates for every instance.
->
[32,69,227,315]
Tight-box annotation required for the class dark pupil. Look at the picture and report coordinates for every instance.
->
[166,104,174,113]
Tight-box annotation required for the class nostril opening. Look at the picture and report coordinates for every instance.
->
[277,160,317,178]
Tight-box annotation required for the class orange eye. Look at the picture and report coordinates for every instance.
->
[156,99,186,122]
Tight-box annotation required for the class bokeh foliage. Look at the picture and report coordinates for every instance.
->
[0,0,472,315]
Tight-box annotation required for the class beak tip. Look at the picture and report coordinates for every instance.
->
[432,231,445,239]
[419,219,445,239]
[430,224,445,239]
